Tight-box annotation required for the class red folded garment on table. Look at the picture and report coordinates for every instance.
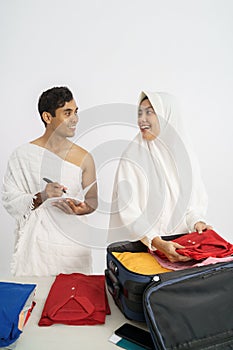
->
[156,230,233,261]
[38,273,111,326]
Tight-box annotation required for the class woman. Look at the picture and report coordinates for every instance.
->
[109,91,212,262]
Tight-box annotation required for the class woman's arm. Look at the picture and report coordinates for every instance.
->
[151,236,192,262]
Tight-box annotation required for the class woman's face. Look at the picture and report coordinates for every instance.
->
[138,98,160,141]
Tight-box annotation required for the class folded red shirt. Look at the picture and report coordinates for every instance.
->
[156,230,233,261]
[38,273,111,326]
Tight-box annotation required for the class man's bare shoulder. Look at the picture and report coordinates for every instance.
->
[70,143,88,155]
[68,143,93,169]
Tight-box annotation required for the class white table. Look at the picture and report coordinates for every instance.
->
[3,276,147,350]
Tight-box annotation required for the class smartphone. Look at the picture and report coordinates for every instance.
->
[115,323,154,350]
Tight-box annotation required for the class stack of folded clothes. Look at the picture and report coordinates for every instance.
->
[0,282,36,349]
[38,273,110,326]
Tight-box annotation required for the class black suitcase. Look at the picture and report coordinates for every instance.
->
[105,240,233,349]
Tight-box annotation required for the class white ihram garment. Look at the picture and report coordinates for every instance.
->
[2,143,92,276]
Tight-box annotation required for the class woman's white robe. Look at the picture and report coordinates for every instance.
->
[109,92,208,248]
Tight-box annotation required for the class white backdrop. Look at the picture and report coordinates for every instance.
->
[0,0,233,276]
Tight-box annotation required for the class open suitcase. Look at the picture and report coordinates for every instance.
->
[105,240,233,349]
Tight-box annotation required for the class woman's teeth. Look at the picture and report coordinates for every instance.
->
[141,125,150,129]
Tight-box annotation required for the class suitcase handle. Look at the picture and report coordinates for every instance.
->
[105,269,120,299]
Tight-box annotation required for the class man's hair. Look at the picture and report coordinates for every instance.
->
[38,86,73,126]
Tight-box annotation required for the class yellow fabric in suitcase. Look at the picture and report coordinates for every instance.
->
[112,252,172,275]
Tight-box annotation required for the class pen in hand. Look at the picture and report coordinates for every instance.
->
[43,177,67,193]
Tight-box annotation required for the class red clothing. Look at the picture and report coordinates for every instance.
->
[38,273,111,326]
[156,230,233,261]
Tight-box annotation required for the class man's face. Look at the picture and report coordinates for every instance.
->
[49,99,79,137]
[138,99,160,141]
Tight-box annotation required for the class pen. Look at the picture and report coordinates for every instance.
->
[43,177,67,193]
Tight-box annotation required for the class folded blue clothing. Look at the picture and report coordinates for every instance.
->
[0,282,36,348]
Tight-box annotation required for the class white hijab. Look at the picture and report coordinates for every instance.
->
[108,91,208,244]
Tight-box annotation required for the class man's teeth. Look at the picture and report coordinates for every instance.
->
[141,125,150,129]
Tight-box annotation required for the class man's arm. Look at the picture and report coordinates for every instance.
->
[55,151,98,215]
[74,151,98,214]
[32,182,67,210]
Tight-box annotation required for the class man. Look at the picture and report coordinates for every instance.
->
[2,86,98,276]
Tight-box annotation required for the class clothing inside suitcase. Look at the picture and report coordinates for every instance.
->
[106,240,233,349]
[106,240,171,323]
[112,251,172,274]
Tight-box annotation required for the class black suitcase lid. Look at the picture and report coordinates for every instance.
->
[143,261,233,350]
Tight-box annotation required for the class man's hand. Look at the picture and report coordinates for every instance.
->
[152,236,192,263]
[51,198,95,215]
[66,199,94,215]
[41,182,66,201]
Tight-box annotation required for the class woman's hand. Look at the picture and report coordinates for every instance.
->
[152,236,192,263]
[194,221,213,234]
